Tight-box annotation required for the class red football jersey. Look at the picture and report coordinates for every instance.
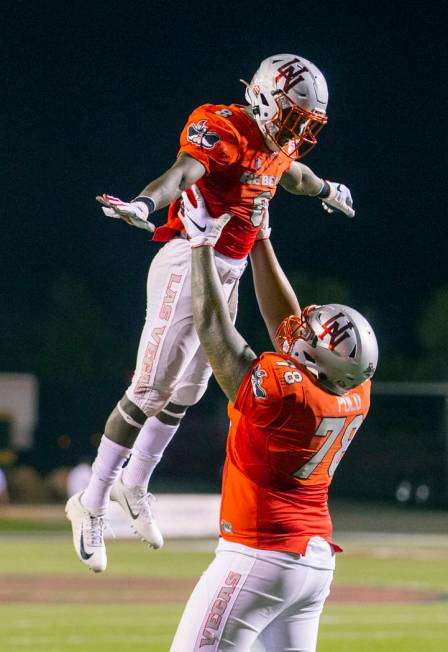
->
[152,103,292,259]
[220,352,371,554]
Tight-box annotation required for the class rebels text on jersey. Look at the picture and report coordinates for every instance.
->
[152,104,293,259]
[220,352,371,554]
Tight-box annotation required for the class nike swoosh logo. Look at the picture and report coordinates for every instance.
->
[186,216,207,233]
[124,496,140,520]
[80,529,93,560]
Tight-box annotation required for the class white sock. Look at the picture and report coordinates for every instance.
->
[122,416,179,489]
[82,436,131,513]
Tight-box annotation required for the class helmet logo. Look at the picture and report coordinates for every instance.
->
[187,120,221,149]
[319,313,354,350]
[275,58,309,93]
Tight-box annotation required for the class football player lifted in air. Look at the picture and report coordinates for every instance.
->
[66,54,356,572]
[169,186,377,652]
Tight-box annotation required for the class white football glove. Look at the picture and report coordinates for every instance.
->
[320,181,355,218]
[179,185,232,247]
[96,194,155,232]
[255,205,271,241]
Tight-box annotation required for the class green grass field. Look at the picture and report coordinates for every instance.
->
[0,530,447,651]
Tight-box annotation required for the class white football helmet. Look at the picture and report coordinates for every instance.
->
[242,54,328,159]
[275,304,378,395]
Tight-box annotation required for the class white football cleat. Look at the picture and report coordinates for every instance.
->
[110,475,164,549]
[65,492,108,573]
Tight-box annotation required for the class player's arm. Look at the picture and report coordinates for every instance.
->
[136,153,206,209]
[179,187,257,402]
[280,161,323,196]
[96,153,206,231]
[250,237,301,347]
[280,161,355,218]
[192,248,257,402]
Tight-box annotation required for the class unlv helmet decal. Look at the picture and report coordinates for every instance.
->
[275,58,310,93]
[319,312,354,350]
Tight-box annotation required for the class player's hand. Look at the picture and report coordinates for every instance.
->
[320,181,355,218]
[179,185,232,247]
[255,205,271,240]
[96,194,155,232]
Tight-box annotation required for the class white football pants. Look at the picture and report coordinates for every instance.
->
[126,238,246,416]
[170,538,334,652]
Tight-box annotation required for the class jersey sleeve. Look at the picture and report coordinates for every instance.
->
[178,105,240,173]
[233,353,287,428]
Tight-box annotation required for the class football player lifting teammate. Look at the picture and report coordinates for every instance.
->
[169,186,377,651]
[66,54,356,572]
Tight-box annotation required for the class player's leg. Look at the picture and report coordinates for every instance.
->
[172,539,326,652]
[121,404,187,489]
[257,569,333,652]
[64,395,142,572]
[121,391,202,492]
[112,311,205,542]
[113,343,212,549]
[110,404,184,547]
[121,259,243,494]
[187,540,333,651]
[170,546,259,652]
[66,239,192,569]
[109,238,227,545]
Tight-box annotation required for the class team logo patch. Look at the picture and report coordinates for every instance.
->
[187,120,221,149]
[220,519,233,534]
[251,364,267,398]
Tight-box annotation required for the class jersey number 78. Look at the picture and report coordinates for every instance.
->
[293,414,364,480]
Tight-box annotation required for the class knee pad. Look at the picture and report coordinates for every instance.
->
[170,381,209,408]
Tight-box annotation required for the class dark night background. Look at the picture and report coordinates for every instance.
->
[1,1,446,495]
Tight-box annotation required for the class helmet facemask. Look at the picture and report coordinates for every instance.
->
[275,307,317,354]
[267,91,327,159]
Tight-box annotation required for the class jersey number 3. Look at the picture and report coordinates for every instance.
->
[293,414,364,480]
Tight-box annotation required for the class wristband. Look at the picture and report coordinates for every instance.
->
[317,180,331,199]
[133,196,156,214]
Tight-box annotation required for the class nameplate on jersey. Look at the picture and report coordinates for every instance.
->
[240,171,281,187]
[337,393,362,413]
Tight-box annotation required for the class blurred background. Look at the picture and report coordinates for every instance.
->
[1,0,446,510]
